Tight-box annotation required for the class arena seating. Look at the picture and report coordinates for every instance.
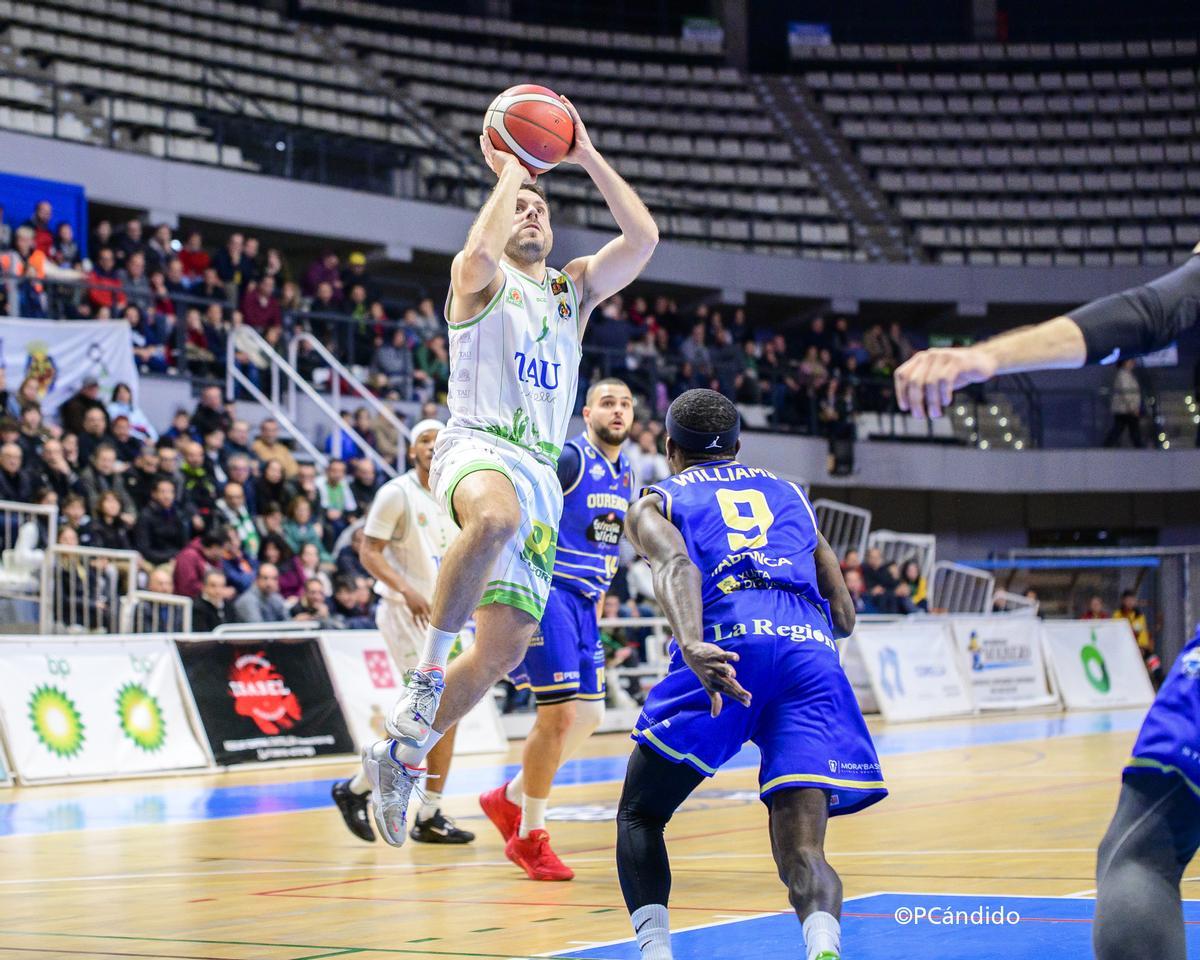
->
[789,39,1200,265]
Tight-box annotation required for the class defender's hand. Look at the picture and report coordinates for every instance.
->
[557,95,595,164]
[480,134,534,183]
[894,346,998,419]
[680,642,751,717]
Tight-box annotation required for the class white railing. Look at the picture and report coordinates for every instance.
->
[43,545,140,634]
[991,590,1039,616]
[120,590,193,634]
[0,500,55,633]
[930,561,996,614]
[814,499,871,560]
[226,326,329,469]
[869,529,937,581]
[288,331,409,474]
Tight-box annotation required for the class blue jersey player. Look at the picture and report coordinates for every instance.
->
[617,389,885,960]
[894,245,1200,960]
[482,378,635,881]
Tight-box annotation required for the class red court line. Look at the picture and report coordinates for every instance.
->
[257,889,776,914]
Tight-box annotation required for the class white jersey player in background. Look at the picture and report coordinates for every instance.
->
[332,420,475,845]
[363,94,659,845]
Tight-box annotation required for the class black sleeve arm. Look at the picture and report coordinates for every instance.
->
[1070,252,1200,364]
[555,442,582,491]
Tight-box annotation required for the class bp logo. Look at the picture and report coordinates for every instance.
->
[115,682,166,752]
[1080,633,1111,693]
[28,684,85,758]
[521,521,558,582]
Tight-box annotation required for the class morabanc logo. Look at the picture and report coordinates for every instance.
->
[29,684,85,758]
[115,682,166,752]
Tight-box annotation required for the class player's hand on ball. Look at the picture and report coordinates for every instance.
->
[681,642,751,717]
[402,586,433,631]
[479,133,534,183]
[557,95,594,164]
[894,346,998,419]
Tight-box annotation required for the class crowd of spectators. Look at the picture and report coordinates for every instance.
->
[838,546,929,615]
[0,374,386,633]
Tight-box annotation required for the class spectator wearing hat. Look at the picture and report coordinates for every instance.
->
[341,251,377,302]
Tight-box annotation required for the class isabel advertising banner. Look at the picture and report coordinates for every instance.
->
[0,638,208,782]
[1042,620,1155,710]
[177,637,354,765]
[320,629,508,756]
[854,621,974,722]
[1,318,138,413]
[951,617,1058,710]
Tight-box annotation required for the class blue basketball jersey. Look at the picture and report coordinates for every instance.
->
[646,459,832,626]
[550,433,634,600]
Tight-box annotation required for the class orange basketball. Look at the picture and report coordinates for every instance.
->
[483,84,575,175]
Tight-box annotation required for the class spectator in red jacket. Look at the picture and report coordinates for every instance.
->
[172,530,226,599]
[22,200,54,256]
[239,275,282,331]
[87,247,127,313]
[178,230,211,279]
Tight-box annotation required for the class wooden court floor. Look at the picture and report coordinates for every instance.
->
[1,710,1196,960]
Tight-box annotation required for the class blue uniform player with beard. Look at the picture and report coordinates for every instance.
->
[616,388,886,960]
[894,245,1200,960]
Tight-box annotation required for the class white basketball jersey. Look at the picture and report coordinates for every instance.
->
[361,470,457,602]
[444,260,582,466]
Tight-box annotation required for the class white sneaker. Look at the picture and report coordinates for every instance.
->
[386,668,445,747]
[361,739,423,847]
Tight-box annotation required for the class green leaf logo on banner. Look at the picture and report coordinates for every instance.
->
[115,682,166,752]
[28,685,85,758]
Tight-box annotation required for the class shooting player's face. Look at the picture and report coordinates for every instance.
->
[506,190,552,264]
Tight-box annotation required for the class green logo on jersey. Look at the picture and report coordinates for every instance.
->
[534,315,550,343]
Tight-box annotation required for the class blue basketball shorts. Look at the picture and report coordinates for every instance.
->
[1125,626,1200,799]
[633,592,887,815]
[509,584,605,705]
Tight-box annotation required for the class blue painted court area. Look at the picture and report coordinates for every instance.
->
[0,709,1146,837]
[555,894,1200,959]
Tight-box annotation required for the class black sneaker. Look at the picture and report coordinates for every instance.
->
[409,809,475,844]
[331,779,375,843]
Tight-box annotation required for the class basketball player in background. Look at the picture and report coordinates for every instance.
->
[362,95,659,845]
[481,378,635,880]
[332,420,474,845]
[893,245,1200,960]
[617,389,886,960]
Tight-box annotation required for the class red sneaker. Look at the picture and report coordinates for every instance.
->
[505,829,575,881]
[479,782,521,842]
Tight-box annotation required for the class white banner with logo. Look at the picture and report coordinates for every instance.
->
[853,621,974,722]
[1041,620,1155,710]
[0,637,208,782]
[0,318,138,412]
[951,617,1058,710]
[838,633,879,714]
[319,629,507,756]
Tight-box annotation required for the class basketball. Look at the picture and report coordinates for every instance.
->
[483,83,575,175]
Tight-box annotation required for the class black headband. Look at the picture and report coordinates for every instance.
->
[665,408,740,454]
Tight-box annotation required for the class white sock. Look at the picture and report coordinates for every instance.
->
[519,795,547,837]
[391,730,442,769]
[802,911,841,960]
[631,904,672,960]
[418,626,458,672]
[348,769,370,795]
[418,789,443,822]
[505,775,523,804]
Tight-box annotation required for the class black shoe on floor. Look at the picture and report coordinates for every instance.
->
[409,809,475,844]
[331,779,375,843]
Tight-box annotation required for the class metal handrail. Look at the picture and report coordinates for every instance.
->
[287,331,408,472]
[225,328,328,469]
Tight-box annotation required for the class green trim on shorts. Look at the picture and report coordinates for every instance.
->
[488,578,542,599]
[444,458,514,526]
[479,585,545,620]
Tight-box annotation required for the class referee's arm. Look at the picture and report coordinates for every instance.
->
[895,243,1200,418]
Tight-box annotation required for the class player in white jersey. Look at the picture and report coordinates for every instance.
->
[363,95,659,846]
[332,420,474,845]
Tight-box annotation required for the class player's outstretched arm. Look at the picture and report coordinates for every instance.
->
[895,245,1200,418]
[814,533,855,639]
[626,494,751,717]
[558,96,659,326]
[451,136,534,298]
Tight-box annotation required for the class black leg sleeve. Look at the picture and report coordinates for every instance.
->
[615,743,705,913]
[1094,773,1200,960]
